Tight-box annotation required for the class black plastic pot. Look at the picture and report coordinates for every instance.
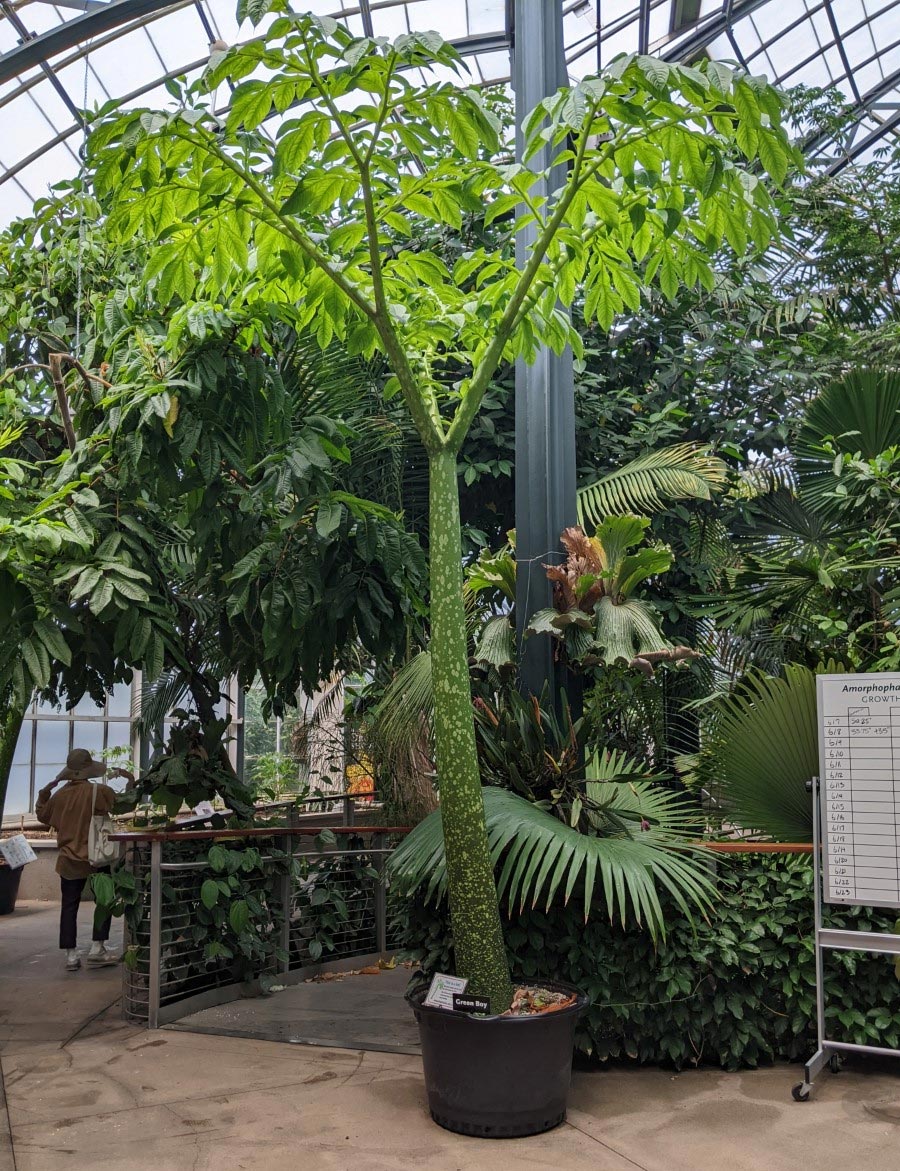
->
[0,865,22,915]
[407,979,587,1138]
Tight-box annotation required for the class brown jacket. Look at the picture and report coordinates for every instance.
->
[35,779,115,879]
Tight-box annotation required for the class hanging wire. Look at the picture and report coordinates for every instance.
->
[74,44,91,360]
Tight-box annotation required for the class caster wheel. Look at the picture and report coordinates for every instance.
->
[828,1055,842,1074]
[792,1083,811,1102]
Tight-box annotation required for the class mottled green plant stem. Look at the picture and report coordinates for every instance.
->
[428,450,513,1010]
[0,703,25,822]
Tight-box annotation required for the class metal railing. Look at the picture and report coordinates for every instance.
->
[113,824,409,1028]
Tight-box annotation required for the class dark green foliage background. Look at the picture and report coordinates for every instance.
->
[393,855,900,1070]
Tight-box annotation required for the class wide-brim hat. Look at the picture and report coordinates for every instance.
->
[54,748,106,782]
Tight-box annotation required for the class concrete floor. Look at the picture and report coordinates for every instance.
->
[170,965,421,1054]
[3,901,900,1170]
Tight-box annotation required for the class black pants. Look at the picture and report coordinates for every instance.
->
[59,870,112,950]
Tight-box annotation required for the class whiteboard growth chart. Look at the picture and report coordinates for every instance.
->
[819,672,900,909]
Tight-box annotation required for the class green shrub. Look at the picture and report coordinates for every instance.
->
[392,854,900,1070]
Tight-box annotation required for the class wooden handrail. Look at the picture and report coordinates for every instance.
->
[110,824,412,843]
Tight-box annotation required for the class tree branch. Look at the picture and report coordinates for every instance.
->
[48,354,77,452]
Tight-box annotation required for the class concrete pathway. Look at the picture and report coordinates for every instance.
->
[3,901,900,1170]
[170,965,421,1054]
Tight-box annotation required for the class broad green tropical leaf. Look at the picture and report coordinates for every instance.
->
[799,367,900,460]
[578,443,727,529]
[594,597,671,662]
[471,614,515,670]
[389,785,714,938]
[697,664,820,841]
[797,368,900,514]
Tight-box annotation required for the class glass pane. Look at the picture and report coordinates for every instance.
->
[11,721,32,768]
[72,692,104,715]
[107,685,133,718]
[5,765,32,817]
[33,760,62,790]
[71,722,105,756]
[106,723,132,751]
[34,720,70,765]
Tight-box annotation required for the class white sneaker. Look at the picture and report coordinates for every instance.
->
[86,945,117,967]
[65,952,81,972]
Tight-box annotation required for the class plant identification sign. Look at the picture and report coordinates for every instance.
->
[423,973,468,1010]
[0,834,37,869]
[819,673,900,908]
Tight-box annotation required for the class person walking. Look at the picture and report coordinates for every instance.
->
[35,748,133,972]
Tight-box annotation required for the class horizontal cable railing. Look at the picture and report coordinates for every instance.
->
[114,824,409,1027]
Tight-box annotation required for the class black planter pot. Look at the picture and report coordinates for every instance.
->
[407,979,587,1138]
[0,865,22,915]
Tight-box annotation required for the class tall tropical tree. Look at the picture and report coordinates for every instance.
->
[0,197,426,818]
[87,8,797,1007]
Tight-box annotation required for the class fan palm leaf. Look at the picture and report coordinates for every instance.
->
[577,443,727,529]
[797,367,900,515]
[698,664,820,841]
[799,367,900,460]
[389,785,714,940]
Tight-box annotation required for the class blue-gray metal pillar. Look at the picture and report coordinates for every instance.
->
[512,0,578,700]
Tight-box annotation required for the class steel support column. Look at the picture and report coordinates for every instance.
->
[512,0,578,701]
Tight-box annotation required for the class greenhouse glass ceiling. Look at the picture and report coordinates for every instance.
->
[0,0,898,225]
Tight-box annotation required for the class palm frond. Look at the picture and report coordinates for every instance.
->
[698,665,819,841]
[135,668,192,737]
[882,582,900,629]
[578,443,727,529]
[754,285,854,333]
[369,651,433,764]
[735,488,843,556]
[799,367,900,460]
[730,455,797,500]
[303,671,346,728]
[389,786,714,940]
[586,747,648,781]
[797,367,900,515]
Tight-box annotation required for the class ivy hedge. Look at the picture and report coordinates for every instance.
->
[392,854,900,1070]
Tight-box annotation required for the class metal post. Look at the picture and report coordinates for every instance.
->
[796,775,838,1099]
[148,839,162,1030]
[812,776,827,1047]
[512,0,579,702]
[374,833,387,955]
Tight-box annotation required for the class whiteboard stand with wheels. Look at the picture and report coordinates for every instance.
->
[794,673,900,1102]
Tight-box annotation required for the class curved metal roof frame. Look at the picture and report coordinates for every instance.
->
[1,0,899,223]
